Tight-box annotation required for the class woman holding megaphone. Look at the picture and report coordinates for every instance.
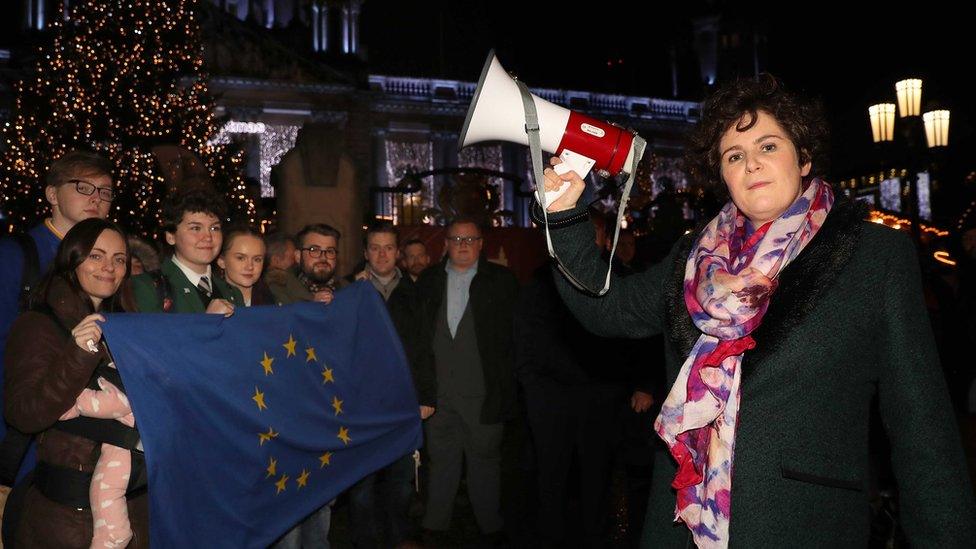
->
[537,75,975,548]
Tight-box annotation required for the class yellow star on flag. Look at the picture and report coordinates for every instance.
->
[332,395,343,416]
[266,457,277,478]
[252,387,267,411]
[283,335,297,357]
[275,474,289,494]
[258,427,279,446]
[321,367,334,384]
[305,347,318,363]
[319,452,333,468]
[260,352,274,376]
[297,469,310,489]
[337,426,351,445]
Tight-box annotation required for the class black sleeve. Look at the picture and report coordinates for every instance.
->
[546,206,681,339]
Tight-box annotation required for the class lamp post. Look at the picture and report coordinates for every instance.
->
[868,78,950,246]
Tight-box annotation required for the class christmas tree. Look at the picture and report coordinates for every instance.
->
[1,0,255,236]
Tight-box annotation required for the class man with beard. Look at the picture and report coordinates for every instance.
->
[266,222,344,549]
[267,223,346,306]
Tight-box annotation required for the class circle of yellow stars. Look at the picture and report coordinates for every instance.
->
[253,334,350,495]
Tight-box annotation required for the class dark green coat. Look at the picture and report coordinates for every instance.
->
[129,256,243,313]
[547,199,976,547]
[416,257,519,424]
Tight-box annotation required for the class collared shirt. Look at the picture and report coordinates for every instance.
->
[170,254,213,290]
[368,267,401,302]
[445,260,478,338]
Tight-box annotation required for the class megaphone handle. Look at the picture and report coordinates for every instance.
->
[515,75,645,295]
[542,163,573,204]
[540,151,593,204]
[550,137,644,296]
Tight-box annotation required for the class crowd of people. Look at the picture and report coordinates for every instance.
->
[0,146,661,548]
[0,73,975,549]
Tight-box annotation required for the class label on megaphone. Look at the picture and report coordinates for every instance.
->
[539,149,596,205]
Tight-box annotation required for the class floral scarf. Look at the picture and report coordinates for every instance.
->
[653,178,834,548]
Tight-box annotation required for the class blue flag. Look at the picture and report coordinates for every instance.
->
[101,282,422,548]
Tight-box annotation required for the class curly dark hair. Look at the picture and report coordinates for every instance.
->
[161,189,228,233]
[685,74,829,198]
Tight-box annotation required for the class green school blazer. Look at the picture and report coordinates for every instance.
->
[130,257,242,313]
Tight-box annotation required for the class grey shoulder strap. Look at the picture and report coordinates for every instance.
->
[515,79,645,296]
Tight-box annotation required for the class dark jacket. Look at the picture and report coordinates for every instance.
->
[516,263,657,393]
[4,278,149,548]
[248,278,279,307]
[267,267,348,306]
[416,257,519,424]
[384,275,436,407]
[0,223,61,442]
[547,197,976,547]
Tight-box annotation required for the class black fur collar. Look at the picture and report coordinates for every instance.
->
[664,198,868,380]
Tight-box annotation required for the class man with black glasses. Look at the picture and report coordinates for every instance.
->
[264,223,345,548]
[415,217,518,546]
[267,223,346,305]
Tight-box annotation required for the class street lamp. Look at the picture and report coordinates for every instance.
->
[867,78,950,245]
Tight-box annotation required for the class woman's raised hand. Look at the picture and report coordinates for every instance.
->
[71,313,106,353]
[542,156,586,212]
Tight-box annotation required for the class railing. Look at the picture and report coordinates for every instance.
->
[368,75,699,121]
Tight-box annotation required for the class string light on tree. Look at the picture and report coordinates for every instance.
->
[1,0,255,236]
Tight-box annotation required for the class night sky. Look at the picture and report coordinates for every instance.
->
[1,1,970,212]
[363,0,973,185]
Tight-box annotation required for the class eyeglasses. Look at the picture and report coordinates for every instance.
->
[301,246,338,258]
[67,179,115,201]
[446,236,482,246]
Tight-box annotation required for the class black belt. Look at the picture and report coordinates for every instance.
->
[34,453,148,511]
[33,461,93,510]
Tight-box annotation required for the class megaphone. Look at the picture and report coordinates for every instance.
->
[459,51,644,203]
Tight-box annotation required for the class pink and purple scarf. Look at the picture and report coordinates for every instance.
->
[653,178,834,548]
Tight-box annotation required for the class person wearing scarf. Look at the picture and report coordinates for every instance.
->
[535,75,976,548]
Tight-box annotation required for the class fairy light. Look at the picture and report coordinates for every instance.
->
[933,251,957,266]
[868,210,949,237]
[1,0,257,235]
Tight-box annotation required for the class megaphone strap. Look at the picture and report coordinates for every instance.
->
[515,79,645,297]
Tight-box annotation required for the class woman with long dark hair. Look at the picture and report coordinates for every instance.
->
[3,217,148,548]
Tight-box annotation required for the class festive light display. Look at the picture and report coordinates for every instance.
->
[1,0,255,236]
[868,210,948,237]
[211,122,300,197]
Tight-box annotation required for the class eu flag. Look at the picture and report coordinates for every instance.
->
[100,282,422,548]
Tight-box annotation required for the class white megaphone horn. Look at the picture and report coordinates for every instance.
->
[459,50,645,204]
